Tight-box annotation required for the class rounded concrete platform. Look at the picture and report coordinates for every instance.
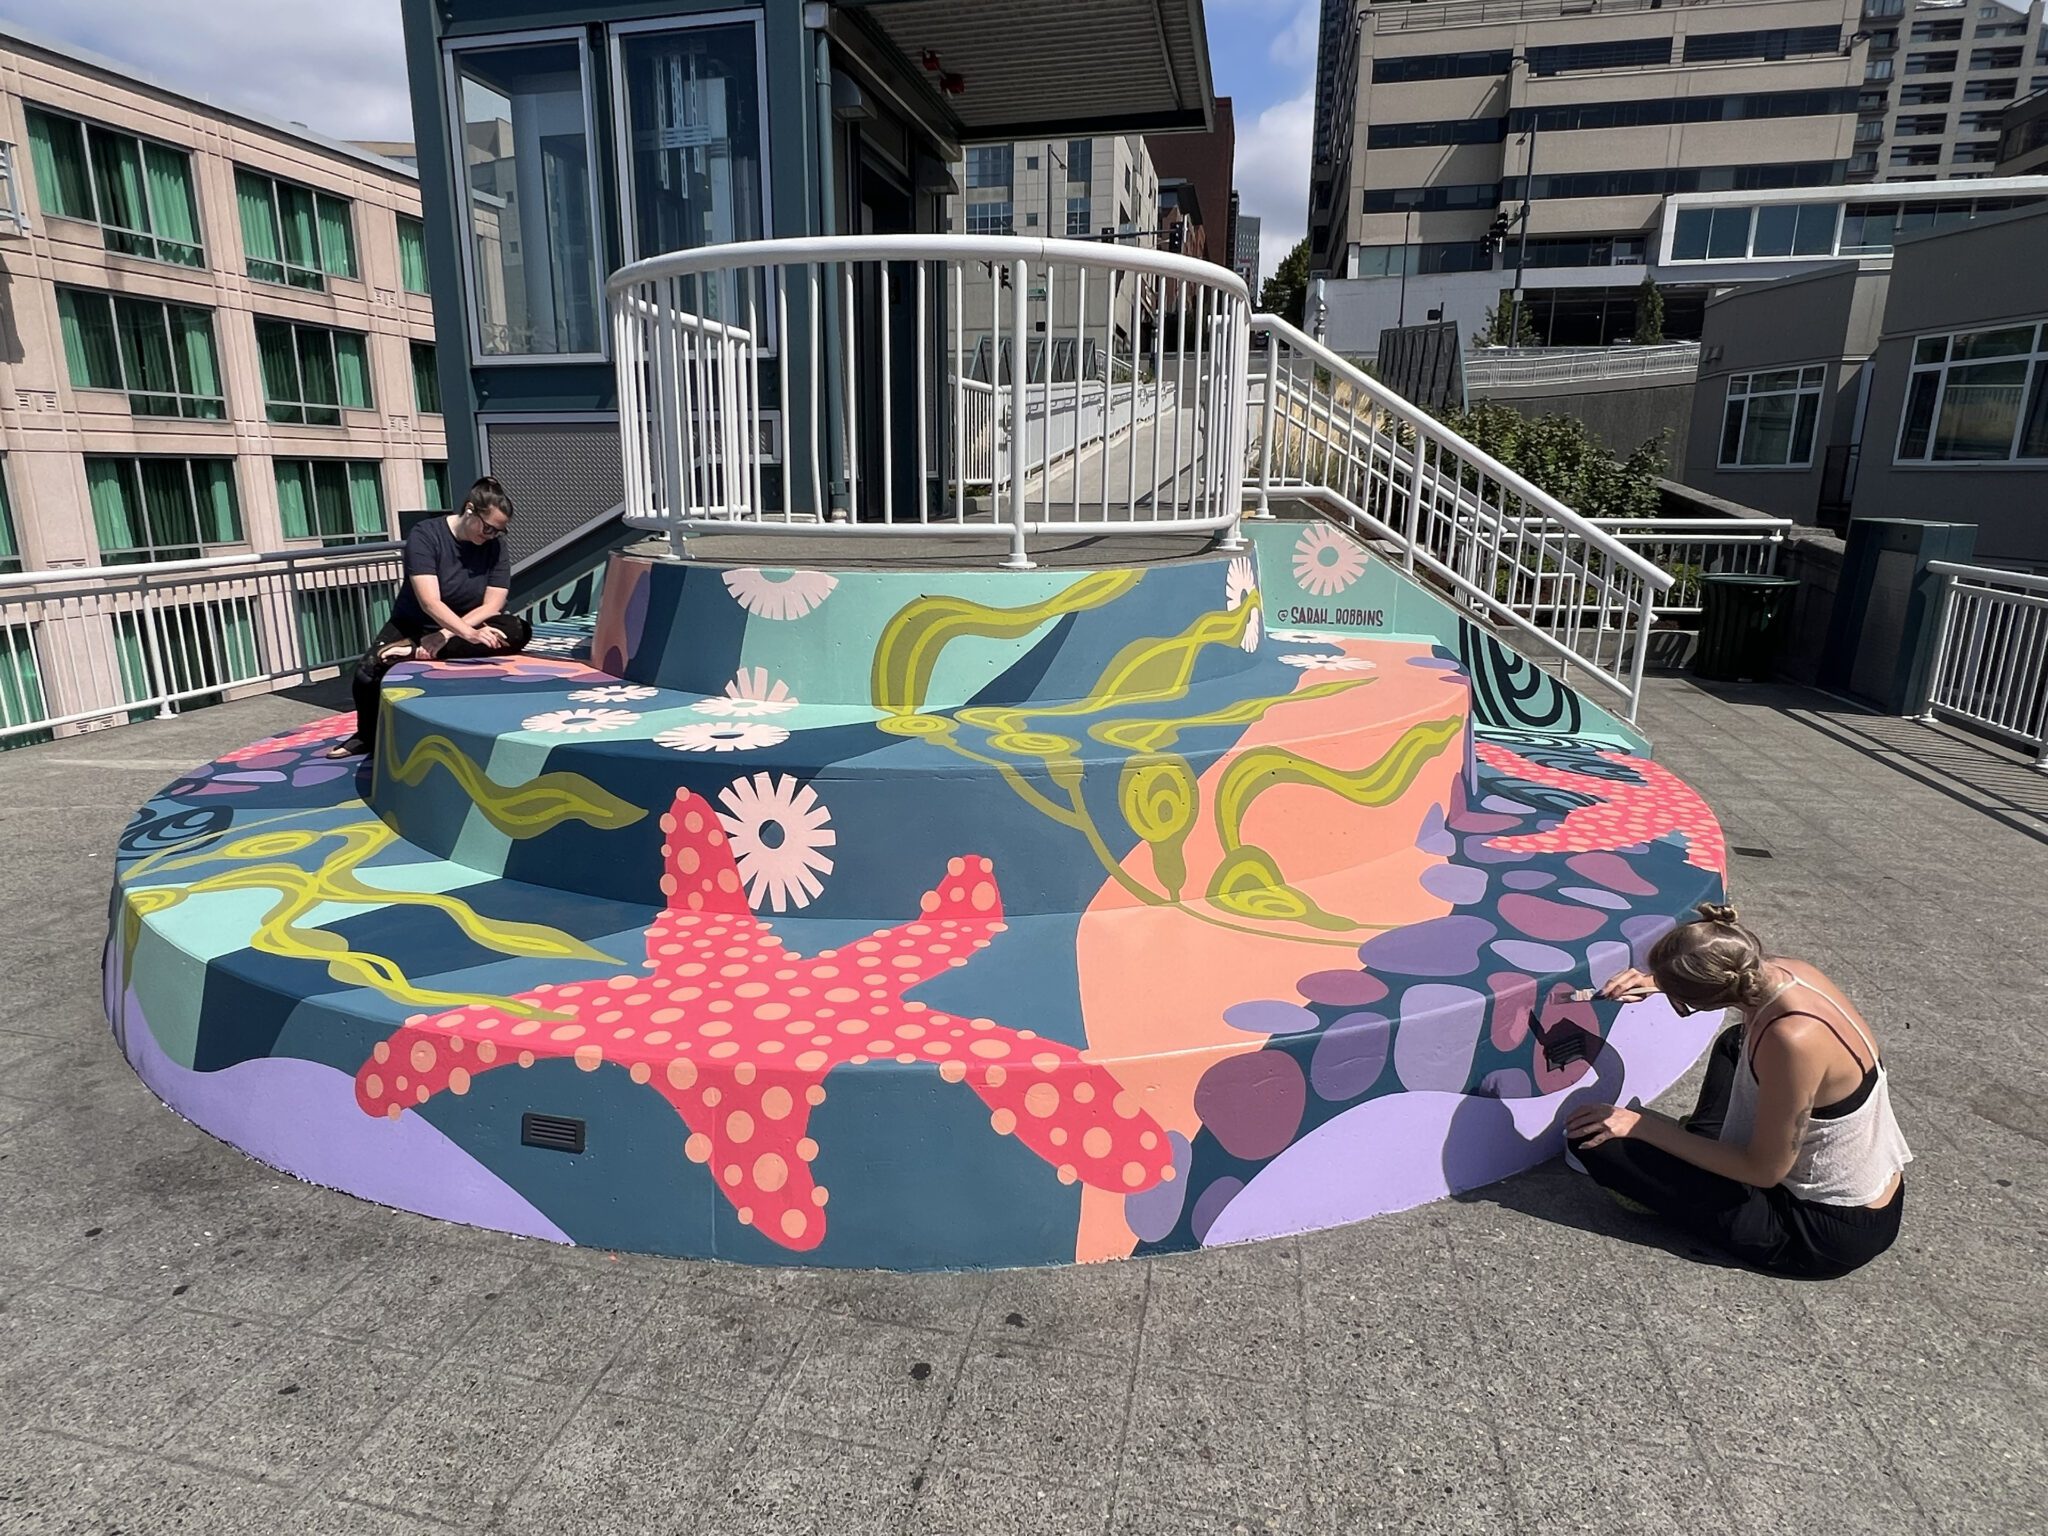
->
[105,524,1728,1269]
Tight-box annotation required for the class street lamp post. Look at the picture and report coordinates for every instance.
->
[1507,56,1539,346]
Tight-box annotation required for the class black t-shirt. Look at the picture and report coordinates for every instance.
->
[391,515,510,630]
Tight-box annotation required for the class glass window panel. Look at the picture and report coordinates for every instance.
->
[278,182,320,277]
[347,464,387,537]
[57,289,122,390]
[1707,207,1753,258]
[114,297,180,413]
[411,342,441,414]
[316,194,357,279]
[295,327,341,425]
[333,333,373,409]
[1898,371,1939,458]
[1719,397,1747,463]
[454,38,602,357]
[192,462,242,544]
[1791,392,1820,463]
[1950,326,2034,360]
[87,457,144,560]
[1931,359,2027,459]
[274,461,313,539]
[422,460,450,509]
[25,108,94,220]
[398,214,431,293]
[1913,335,1948,365]
[0,466,20,574]
[139,459,200,556]
[236,168,284,282]
[1752,204,1799,257]
[1752,369,1805,393]
[142,144,203,264]
[2019,361,2048,460]
[1672,208,1712,260]
[1793,203,1839,255]
[619,23,765,262]
[85,127,147,235]
[1738,391,1800,465]
[170,307,223,418]
[255,319,303,423]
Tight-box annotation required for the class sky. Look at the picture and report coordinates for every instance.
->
[0,0,1317,281]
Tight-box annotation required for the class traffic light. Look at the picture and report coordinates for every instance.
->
[1480,211,1512,258]
[1167,220,1184,253]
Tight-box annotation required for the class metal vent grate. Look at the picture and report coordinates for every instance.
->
[521,1112,587,1154]
[478,418,624,567]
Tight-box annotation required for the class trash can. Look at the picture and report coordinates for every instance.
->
[1693,574,1799,682]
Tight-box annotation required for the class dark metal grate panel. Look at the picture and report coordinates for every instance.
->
[480,419,624,566]
[521,1112,587,1154]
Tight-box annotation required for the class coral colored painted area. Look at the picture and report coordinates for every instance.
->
[107,521,1728,1269]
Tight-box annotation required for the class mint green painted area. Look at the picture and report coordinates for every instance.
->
[123,916,238,1067]
[1244,517,1648,753]
[732,567,1088,710]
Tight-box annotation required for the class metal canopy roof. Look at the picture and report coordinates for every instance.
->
[842,0,1214,142]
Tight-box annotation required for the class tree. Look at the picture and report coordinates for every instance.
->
[1439,400,1666,520]
[1632,275,1666,345]
[1259,238,1311,329]
[1478,289,1538,347]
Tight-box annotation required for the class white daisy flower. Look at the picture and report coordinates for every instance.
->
[1224,555,1256,612]
[1292,523,1368,598]
[1239,606,1263,654]
[654,721,791,753]
[722,567,840,621]
[567,684,659,703]
[691,667,799,717]
[521,707,642,734]
[716,771,837,913]
[1278,653,1375,672]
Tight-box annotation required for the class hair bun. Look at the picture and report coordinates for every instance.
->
[1696,901,1739,926]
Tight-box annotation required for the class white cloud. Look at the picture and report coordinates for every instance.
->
[2,0,414,143]
[1233,87,1312,284]
[1268,1,1321,71]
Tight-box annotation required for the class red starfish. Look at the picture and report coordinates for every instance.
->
[353,788,1174,1251]
[1474,742,1726,874]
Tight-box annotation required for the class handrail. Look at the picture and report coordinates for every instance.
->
[1927,560,2048,595]
[608,233,1252,567]
[0,541,403,591]
[605,234,1252,303]
[1918,560,2048,766]
[1253,313,1673,593]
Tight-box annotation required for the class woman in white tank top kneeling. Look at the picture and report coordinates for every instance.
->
[1564,902,1912,1279]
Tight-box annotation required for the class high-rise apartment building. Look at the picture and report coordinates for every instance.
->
[0,25,445,579]
[1234,211,1262,290]
[1855,0,2048,180]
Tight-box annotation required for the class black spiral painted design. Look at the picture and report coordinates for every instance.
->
[120,803,231,855]
[1458,620,1582,736]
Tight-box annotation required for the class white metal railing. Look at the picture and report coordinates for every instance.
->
[0,140,27,237]
[1919,561,2048,767]
[1463,343,1701,390]
[1573,517,1790,618]
[1247,314,1675,724]
[0,544,402,745]
[607,235,1252,569]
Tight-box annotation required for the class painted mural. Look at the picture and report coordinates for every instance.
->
[107,518,1727,1269]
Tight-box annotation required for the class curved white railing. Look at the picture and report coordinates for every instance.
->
[1247,314,1675,722]
[1920,561,2048,766]
[606,235,1252,569]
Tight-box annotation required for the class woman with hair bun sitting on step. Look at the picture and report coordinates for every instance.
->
[1564,904,1912,1279]
[326,476,534,759]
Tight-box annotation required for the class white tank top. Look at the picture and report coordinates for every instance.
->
[1719,987,1913,1206]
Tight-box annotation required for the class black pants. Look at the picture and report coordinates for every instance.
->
[348,613,532,746]
[1570,1024,1903,1279]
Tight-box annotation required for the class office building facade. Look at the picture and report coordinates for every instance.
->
[0,24,445,578]
[1996,84,2048,171]
[1233,210,1261,290]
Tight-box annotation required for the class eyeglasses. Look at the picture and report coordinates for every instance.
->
[466,511,510,540]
